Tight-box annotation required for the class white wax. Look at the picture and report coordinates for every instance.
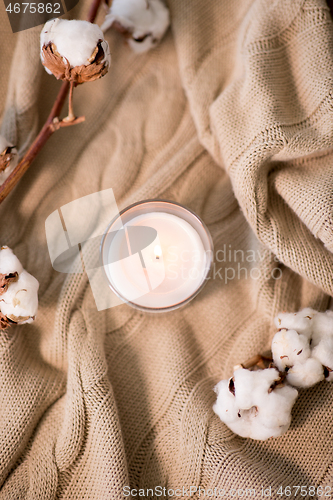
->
[106,212,207,309]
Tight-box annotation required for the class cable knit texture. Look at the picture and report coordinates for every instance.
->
[0,0,333,497]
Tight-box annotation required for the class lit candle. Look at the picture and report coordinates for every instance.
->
[101,200,213,312]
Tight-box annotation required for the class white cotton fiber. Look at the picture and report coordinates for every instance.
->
[213,368,298,441]
[286,357,324,388]
[311,311,333,347]
[40,19,111,69]
[0,247,39,325]
[271,329,310,371]
[1,271,39,324]
[0,246,23,275]
[101,0,170,53]
[274,308,316,339]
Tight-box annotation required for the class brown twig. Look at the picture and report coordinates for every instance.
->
[0,0,103,205]
[62,80,78,123]
[87,0,103,24]
[51,116,86,131]
[234,353,273,371]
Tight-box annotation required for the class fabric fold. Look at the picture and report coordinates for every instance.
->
[170,0,333,295]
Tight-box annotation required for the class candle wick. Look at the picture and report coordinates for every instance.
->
[154,245,162,260]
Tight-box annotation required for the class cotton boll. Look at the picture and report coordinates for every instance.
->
[286,357,324,388]
[213,368,298,440]
[311,311,333,347]
[227,404,287,441]
[227,406,262,440]
[274,308,316,339]
[259,385,295,428]
[235,366,278,406]
[0,270,39,324]
[257,385,298,438]
[271,329,310,371]
[0,247,39,328]
[41,19,110,68]
[312,337,333,380]
[245,371,297,439]
[232,367,258,408]
[0,246,23,275]
[312,336,333,367]
[101,0,170,53]
[40,19,110,83]
[0,135,18,185]
[213,379,239,424]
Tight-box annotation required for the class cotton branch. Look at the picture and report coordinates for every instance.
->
[0,0,103,205]
[214,308,333,441]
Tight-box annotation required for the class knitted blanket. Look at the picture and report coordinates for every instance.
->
[0,0,333,497]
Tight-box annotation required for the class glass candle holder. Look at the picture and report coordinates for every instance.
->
[100,199,213,312]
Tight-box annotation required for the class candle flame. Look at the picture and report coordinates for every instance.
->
[154,245,162,260]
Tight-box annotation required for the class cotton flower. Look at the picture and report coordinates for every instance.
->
[274,309,333,343]
[271,328,324,387]
[286,357,325,387]
[274,308,316,340]
[40,19,110,83]
[0,247,39,328]
[272,329,310,371]
[0,135,18,185]
[273,308,333,385]
[311,310,333,347]
[40,19,111,122]
[307,310,333,380]
[101,0,170,54]
[213,368,298,440]
[215,308,333,441]
[312,338,333,381]
[0,246,23,276]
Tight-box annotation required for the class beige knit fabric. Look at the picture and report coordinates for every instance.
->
[1,0,333,498]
